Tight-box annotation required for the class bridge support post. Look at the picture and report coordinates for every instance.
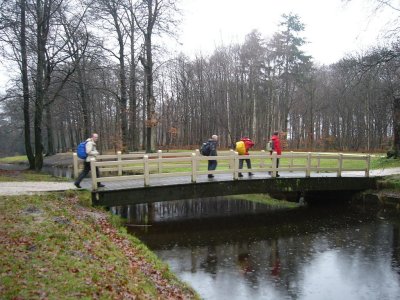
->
[260,150,266,168]
[229,149,235,170]
[195,149,201,171]
[289,151,294,172]
[272,152,277,178]
[144,155,149,186]
[233,151,239,179]
[306,152,312,177]
[337,153,343,177]
[158,150,163,173]
[73,153,79,179]
[117,151,122,176]
[365,155,371,177]
[191,153,197,182]
[90,158,97,190]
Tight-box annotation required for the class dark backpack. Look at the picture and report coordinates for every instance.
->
[77,141,88,159]
[200,141,211,156]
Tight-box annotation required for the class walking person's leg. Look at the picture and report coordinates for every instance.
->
[74,161,90,188]
[96,167,105,187]
[246,159,253,176]
[208,160,215,178]
[238,158,244,177]
[276,158,280,177]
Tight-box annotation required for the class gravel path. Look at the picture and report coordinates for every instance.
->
[0,182,78,196]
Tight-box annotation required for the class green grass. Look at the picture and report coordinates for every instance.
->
[228,193,299,208]
[0,155,28,164]
[370,156,400,169]
[0,170,69,182]
[377,174,400,189]
[0,191,198,299]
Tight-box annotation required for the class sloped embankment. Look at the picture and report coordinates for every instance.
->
[0,191,198,299]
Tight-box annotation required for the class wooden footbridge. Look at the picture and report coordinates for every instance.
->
[72,150,376,206]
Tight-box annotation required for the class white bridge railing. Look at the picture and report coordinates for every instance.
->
[72,150,371,190]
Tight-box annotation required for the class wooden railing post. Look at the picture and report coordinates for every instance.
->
[90,158,97,190]
[260,150,266,168]
[337,153,343,177]
[229,149,235,170]
[157,150,163,173]
[73,153,79,179]
[316,153,321,174]
[144,155,149,186]
[306,152,312,177]
[290,151,294,172]
[234,151,239,179]
[365,154,371,177]
[272,152,277,178]
[191,153,197,182]
[117,151,122,176]
[195,149,200,171]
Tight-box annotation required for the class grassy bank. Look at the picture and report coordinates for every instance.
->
[228,193,299,208]
[0,191,198,299]
[377,174,400,189]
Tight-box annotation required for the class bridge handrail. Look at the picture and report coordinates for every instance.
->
[72,150,371,190]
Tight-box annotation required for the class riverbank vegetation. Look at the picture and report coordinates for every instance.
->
[229,194,299,208]
[0,191,198,299]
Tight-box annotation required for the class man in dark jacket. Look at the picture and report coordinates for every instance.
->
[207,135,218,178]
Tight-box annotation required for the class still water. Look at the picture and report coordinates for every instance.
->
[113,197,400,300]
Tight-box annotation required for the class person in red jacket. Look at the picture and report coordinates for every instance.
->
[238,137,255,177]
[270,131,282,177]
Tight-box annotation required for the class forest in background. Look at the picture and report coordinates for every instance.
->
[0,0,399,170]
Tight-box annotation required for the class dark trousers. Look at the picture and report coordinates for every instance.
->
[75,161,100,185]
[208,159,217,172]
[269,155,280,175]
[239,158,252,173]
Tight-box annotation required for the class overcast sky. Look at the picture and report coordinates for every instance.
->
[172,0,396,64]
[0,0,396,93]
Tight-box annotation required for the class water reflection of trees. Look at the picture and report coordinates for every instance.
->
[154,221,399,298]
[125,200,400,298]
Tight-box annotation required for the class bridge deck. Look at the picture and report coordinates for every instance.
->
[88,170,377,206]
[82,170,367,191]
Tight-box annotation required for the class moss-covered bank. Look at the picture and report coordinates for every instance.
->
[0,190,198,299]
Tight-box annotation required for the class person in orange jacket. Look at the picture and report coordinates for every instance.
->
[270,131,282,177]
[238,137,255,177]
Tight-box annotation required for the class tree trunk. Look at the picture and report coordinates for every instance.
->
[144,31,156,152]
[393,97,400,157]
[34,0,47,171]
[45,104,55,155]
[129,4,138,151]
[20,0,35,169]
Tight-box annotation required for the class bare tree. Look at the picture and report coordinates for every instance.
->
[134,0,179,152]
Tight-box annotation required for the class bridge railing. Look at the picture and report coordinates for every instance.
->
[73,150,371,190]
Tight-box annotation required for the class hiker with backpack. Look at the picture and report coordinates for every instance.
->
[270,131,282,177]
[236,137,255,177]
[201,134,218,178]
[208,134,218,178]
[74,133,105,188]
